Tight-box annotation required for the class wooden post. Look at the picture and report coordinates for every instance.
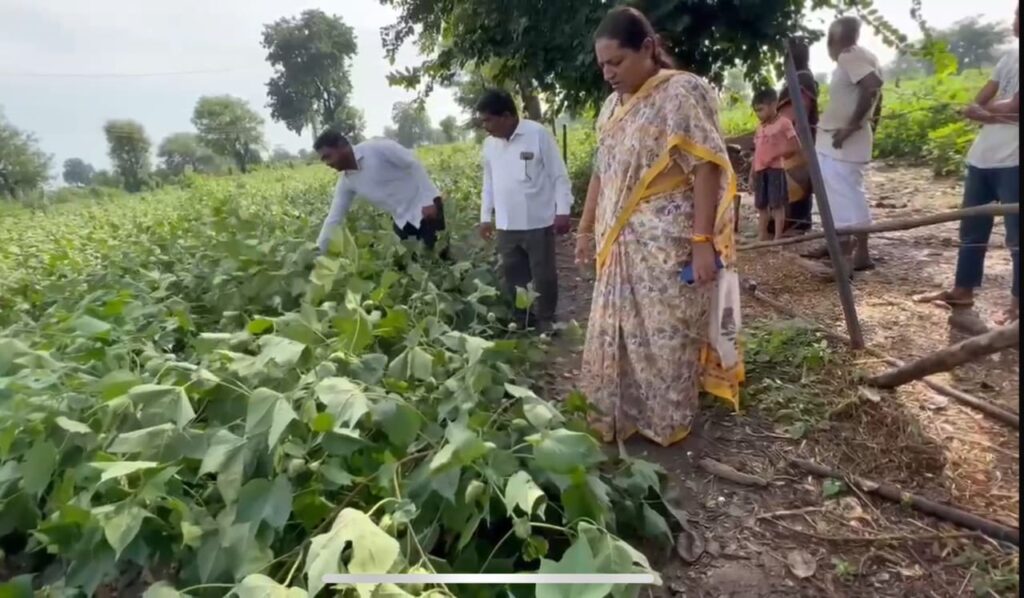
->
[739,203,1021,252]
[562,124,568,166]
[783,39,865,349]
[867,321,1019,388]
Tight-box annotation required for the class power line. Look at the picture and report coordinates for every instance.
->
[0,66,265,79]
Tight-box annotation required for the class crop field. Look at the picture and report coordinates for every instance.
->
[0,143,687,597]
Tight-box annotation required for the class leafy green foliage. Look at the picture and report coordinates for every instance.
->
[62,158,96,187]
[380,0,835,114]
[0,151,676,595]
[103,119,152,193]
[385,102,434,148]
[262,9,364,141]
[157,133,225,177]
[0,110,52,200]
[192,96,266,173]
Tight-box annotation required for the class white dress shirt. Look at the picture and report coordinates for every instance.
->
[317,138,441,252]
[480,119,573,231]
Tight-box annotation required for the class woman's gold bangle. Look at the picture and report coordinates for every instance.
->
[691,233,714,244]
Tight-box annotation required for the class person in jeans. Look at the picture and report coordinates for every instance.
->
[477,89,573,332]
[916,6,1019,324]
[313,130,449,258]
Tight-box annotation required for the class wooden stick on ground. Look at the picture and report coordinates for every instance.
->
[738,203,1021,252]
[698,458,769,487]
[867,322,1019,389]
[788,457,1019,545]
[741,279,1020,429]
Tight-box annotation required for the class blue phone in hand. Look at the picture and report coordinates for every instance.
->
[680,255,724,286]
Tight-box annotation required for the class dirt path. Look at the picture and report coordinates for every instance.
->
[540,165,1019,597]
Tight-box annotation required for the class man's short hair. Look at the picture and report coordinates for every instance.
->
[833,16,861,44]
[475,89,518,118]
[752,88,779,107]
[313,129,350,151]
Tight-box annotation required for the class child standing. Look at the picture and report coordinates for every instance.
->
[750,88,800,241]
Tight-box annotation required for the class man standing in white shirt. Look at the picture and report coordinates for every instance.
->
[477,89,573,332]
[313,130,449,259]
[813,16,884,275]
[916,6,1019,324]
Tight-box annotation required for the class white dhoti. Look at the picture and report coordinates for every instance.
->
[816,152,872,228]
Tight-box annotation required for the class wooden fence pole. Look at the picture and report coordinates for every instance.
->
[783,38,864,349]
[562,123,568,167]
[739,203,1021,252]
[867,321,1019,388]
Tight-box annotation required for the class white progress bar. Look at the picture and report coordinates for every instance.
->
[323,573,658,585]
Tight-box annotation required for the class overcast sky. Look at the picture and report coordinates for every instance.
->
[0,0,1015,176]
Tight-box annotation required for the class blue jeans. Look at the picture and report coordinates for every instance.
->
[954,165,1020,298]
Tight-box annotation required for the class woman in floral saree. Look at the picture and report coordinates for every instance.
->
[574,7,744,447]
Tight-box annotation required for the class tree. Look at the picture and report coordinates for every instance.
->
[157,133,221,176]
[271,146,296,163]
[886,17,1011,78]
[0,112,51,198]
[722,67,751,106]
[385,101,433,148]
[62,158,94,187]
[438,115,462,143]
[103,119,151,193]
[379,0,860,115]
[330,105,366,143]
[192,96,265,173]
[262,10,360,139]
[91,170,122,189]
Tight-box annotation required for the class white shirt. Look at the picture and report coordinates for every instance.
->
[317,138,441,252]
[480,119,573,231]
[967,48,1019,169]
[816,46,882,164]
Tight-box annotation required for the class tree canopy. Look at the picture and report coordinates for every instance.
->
[192,96,265,173]
[62,158,95,187]
[384,101,434,148]
[379,0,850,114]
[0,112,51,198]
[886,16,1013,79]
[262,10,363,139]
[157,133,222,177]
[103,119,151,193]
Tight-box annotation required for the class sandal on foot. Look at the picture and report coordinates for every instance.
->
[912,290,974,308]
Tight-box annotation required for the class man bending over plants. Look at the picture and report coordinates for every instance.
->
[915,5,1019,325]
[314,130,450,259]
[476,89,573,333]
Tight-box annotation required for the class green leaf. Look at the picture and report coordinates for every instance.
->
[99,504,149,558]
[315,377,370,428]
[234,574,308,598]
[72,315,112,337]
[387,347,434,381]
[529,430,606,475]
[54,416,93,435]
[258,335,307,368]
[108,423,176,454]
[311,412,335,433]
[521,395,565,430]
[236,476,293,530]
[200,430,247,504]
[247,318,275,336]
[305,508,401,598]
[536,535,611,598]
[128,384,196,429]
[246,388,297,448]
[20,440,58,495]
[822,478,845,498]
[370,398,422,447]
[641,505,672,544]
[94,369,143,400]
[504,471,547,517]
[0,576,33,598]
[91,460,160,482]
[334,311,374,353]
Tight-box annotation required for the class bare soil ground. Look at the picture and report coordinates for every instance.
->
[540,165,1019,597]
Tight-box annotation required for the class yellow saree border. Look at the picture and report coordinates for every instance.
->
[600,69,683,134]
[595,134,738,273]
